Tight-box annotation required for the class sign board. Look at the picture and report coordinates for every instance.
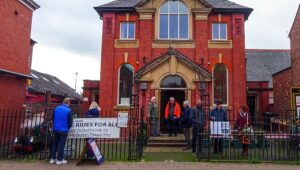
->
[68,118,120,138]
[117,112,128,128]
[296,96,300,106]
[297,107,300,118]
[210,121,231,138]
[87,139,104,165]
[83,97,89,102]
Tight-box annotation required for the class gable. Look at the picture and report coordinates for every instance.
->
[95,0,253,19]
[289,5,300,38]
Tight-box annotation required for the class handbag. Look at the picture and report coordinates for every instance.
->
[242,113,253,134]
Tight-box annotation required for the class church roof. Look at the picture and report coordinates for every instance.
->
[134,48,212,81]
[246,49,291,88]
[95,0,253,19]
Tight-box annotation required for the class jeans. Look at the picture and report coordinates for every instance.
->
[183,128,191,147]
[150,117,159,136]
[51,131,68,161]
[192,125,204,153]
[167,119,178,136]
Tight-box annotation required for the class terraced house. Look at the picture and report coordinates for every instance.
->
[93,0,253,130]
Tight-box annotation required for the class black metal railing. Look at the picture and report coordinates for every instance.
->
[0,103,145,161]
[196,110,300,163]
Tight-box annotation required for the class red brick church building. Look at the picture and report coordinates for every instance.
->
[91,0,253,125]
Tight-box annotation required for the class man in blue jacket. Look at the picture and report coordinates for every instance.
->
[210,100,227,154]
[50,98,73,165]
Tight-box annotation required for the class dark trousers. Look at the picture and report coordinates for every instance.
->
[183,128,191,147]
[214,138,223,153]
[150,117,159,136]
[168,119,178,136]
[51,131,68,161]
[192,125,203,153]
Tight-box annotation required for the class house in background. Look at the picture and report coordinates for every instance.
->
[246,49,291,121]
[0,0,39,109]
[27,70,82,105]
[289,5,300,118]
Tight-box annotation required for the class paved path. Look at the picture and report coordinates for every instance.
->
[0,161,299,170]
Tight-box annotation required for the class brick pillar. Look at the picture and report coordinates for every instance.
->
[193,8,211,69]
[231,14,247,119]
[99,13,116,109]
[136,8,155,68]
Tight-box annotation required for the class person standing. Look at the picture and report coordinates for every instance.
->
[148,97,159,137]
[165,97,181,136]
[180,101,192,149]
[236,106,251,156]
[50,98,73,165]
[86,101,101,158]
[210,100,227,154]
[86,101,101,118]
[190,100,206,154]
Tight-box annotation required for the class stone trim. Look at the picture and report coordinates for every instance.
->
[115,39,139,48]
[152,39,195,48]
[114,105,130,110]
[192,8,212,21]
[135,8,156,20]
[208,40,232,49]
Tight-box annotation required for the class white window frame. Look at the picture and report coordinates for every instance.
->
[117,64,134,106]
[159,0,189,40]
[212,23,228,41]
[212,64,229,106]
[120,22,135,40]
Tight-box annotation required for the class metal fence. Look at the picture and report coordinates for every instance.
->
[196,110,300,162]
[0,102,145,161]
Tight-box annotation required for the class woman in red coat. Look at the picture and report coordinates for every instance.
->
[236,106,251,156]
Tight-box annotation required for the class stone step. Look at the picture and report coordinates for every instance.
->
[144,146,191,153]
[147,142,187,147]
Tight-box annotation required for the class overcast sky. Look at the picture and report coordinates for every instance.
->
[31,0,300,93]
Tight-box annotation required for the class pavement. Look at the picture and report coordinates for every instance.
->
[0,160,299,170]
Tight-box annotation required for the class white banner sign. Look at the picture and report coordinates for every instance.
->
[68,118,120,139]
[210,121,231,138]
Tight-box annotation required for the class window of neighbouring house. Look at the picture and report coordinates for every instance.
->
[213,64,228,105]
[159,0,189,40]
[269,91,274,104]
[118,64,134,105]
[120,22,135,39]
[212,23,227,40]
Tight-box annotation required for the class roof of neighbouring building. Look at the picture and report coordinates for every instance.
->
[28,70,81,99]
[246,49,291,88]
[95,0,253,19]
[20,0,40,10]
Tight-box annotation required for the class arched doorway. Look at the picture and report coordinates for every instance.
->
[160,75,187,132]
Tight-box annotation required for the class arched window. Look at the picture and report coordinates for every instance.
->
[159,0,188,39]
[213,64,228,105]
[118,64,134,105]
[161,75,187,88]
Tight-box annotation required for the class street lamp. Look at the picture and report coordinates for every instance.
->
[75,72,78,92]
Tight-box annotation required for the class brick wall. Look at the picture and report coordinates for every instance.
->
[290,6,300,87]
[273,68,292,115]
[99,11,247,116]
[0,0,35,109]
[0,75,26,109]
[0,0,33,75]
